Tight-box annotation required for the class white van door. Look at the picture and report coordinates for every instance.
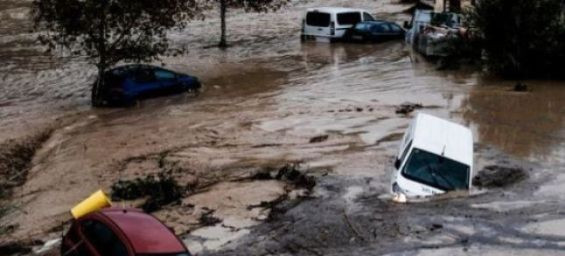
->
[304,11,332,37]
[335,12,362,37]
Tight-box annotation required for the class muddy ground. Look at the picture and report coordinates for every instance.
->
[1,0,565,255]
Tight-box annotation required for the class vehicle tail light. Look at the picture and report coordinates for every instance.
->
[330,21,335,36]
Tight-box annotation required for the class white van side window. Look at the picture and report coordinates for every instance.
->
[337,12,361,25]
[306,12,331,27]
[363,12,375,21]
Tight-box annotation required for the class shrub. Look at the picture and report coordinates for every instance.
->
[465,0,565,78]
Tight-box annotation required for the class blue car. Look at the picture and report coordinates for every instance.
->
[94,64,201,106]
[343,20,405,43]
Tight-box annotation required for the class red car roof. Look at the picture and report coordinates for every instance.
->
[100,208,186,254]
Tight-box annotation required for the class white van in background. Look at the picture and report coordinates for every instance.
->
[301,7,376,42]
[405,9,462,45]
[391,113,473,199]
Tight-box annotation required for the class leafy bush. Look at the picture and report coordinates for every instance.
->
[465,0,565,78]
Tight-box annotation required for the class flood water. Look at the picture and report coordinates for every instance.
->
[1,0,565,255]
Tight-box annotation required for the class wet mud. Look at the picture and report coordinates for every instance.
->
[0,130,52,199]
[473,165,528,188]
[111,172,185,213]
[0,0,565,255]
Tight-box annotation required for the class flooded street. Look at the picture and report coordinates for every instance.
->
[1,0,565,255]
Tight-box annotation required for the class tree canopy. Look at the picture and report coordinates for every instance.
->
[466,0,565,78]
[32,0,201,104]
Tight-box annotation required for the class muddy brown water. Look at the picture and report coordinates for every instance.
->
[1,0,565,255]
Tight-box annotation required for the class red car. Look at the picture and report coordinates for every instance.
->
[61,208,191,256]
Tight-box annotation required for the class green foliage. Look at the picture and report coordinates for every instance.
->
[32,0,202,104]
[466,0,565,78]
[33,0,200,67]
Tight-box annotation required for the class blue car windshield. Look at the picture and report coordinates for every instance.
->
[402,148,469,191]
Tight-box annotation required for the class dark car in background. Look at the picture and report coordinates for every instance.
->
[61,208,192,256]
[95,64,201,106]
[343,21,405,43]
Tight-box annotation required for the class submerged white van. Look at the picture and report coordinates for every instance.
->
[301,7,376,42]
[391,113,473,198]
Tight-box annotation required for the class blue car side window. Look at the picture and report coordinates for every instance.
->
[134,69,156,83]
[370,24,382,33]
[372,24,391,33]
[155,70,176,80]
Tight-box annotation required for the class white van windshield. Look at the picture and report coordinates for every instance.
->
[337,12,361,25]
[306,12,331,27]
[402,149,469,191]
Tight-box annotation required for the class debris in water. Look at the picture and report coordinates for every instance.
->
[275,164,316,190]
[34,238,61,254]
[199,209,222,226]
[111,172,185,212]
[395,103,423,115]
[309,135,329,143]
[473,165,527,188]
[251,164,316,190]
[429,223,443,231]
[513,82,528,92]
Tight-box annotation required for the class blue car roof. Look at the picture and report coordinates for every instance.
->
[107,64,165,77]
[358,20,392,25]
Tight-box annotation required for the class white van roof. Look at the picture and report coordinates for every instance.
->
[306,7,367,14]
[411,113,473,166]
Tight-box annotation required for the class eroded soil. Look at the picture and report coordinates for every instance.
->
[1,0,565,255]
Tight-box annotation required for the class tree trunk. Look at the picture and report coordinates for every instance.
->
[92,0,108,107]
[219,0,227,48]
[92,67,105,107]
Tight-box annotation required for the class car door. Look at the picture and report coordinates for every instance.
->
[304,11,332,37]
[389,23,405,39]
[349,23,369,41]
[372,23,396,41]
[336,12,362,37]
[132,68,160,97]
[80,219,132,256]
[154,68,179,91]
[368,24,385,41]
